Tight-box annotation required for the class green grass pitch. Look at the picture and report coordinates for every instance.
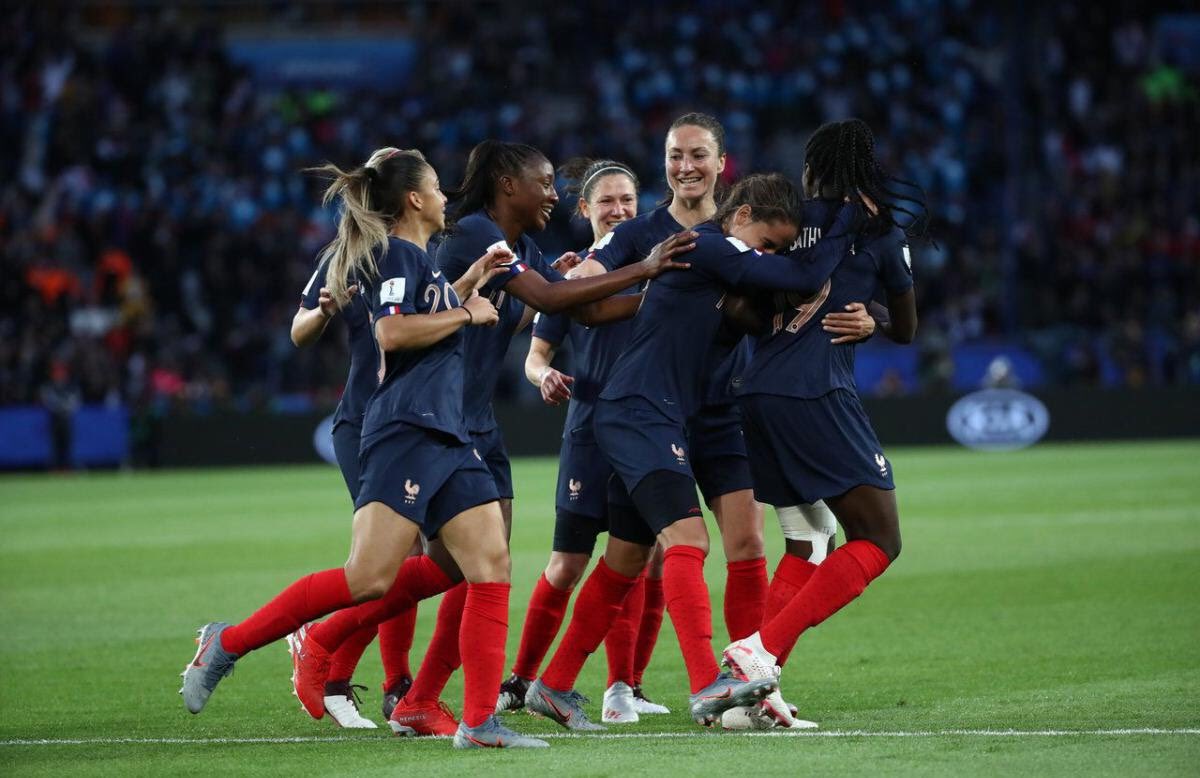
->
[1,440,1198,775]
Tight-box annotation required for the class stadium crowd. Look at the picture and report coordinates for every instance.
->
[1,1,1197,414]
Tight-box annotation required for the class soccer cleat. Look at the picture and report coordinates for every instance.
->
[631,684,670,714]
[286,624,331,719]
[453,715,549,749]
[179,622,238,714]
[524,678,606,731]
[601,682,640,724]
[720,705,774,731]
[688,673,777,727]
[323,681,377,729]
[721,632,779,683]
[381,676,413,721]
[388,698,459,737]
[494,673,531,714]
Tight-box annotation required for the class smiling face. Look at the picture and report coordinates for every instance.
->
[579,172,638,243]
[665,124,726,205]
[505,158,559,232]
[725,205,798,254]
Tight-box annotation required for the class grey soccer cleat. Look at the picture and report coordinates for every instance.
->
[524,678,606,731]
[179,622,238,714]
[453,715,549,749]
[494,673,531,713]
[688,673,777,727]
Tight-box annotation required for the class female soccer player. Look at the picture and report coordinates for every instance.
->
[180,146,549,749]
[498,158,668,723]
[525,173,861,729]
[295,140,691,737]
[289,224,420,729]
[580,113,875,653]
[723,120,922,727]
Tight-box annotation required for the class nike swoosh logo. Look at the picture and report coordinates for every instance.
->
[542,693,571,721]
[191,634,216,668]
[700,688,733,701]
[432,271,443,278]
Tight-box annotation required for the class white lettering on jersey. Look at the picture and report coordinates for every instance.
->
[380,277,406,305]
[789,226,823,251]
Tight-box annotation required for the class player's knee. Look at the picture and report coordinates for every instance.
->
[344,563,394,602]
[545,554,588,589]
[471,545,512,584]
[723,529,764,561]
[660,521,710,555]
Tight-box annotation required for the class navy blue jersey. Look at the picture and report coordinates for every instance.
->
[590,204,750,406]
[741,199,914,399]
[301,260,377,430]
[532,250,637,439]
[590,206,683,271]
[599,209,856,422]
[436,212,564,433]
[359,237,470,444]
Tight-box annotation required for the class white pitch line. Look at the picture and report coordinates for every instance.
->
[1,729,1198,746]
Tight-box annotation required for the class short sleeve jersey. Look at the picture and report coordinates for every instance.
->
[740,199,914,399]
[531,254,638,439]
[359,237,471,445]
[300,260,377,431]
[435,212,564,433]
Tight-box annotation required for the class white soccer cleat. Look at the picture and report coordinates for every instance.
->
[323,681,378,729]
[722,632,779,682]
[601,682,640,724]
[720,705,774,730]
[630,684,670,714]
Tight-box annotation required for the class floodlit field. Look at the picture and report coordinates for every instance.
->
[1,441,1198,775]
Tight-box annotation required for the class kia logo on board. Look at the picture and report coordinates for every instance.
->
[946,389,1050,451]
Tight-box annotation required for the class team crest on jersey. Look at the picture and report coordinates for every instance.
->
[875,454,888,477]
[568,478,582,500]
[381,277,406,305]
[671,443,687,465]
[404,479,421,504]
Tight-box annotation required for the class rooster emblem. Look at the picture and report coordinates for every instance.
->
[568,479,582,499]
[874,454,888,477]
[404,479,421,503]
[671,444,686,464]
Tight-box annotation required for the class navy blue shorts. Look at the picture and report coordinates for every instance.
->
[472,427,514,499]
[739,390,895,506]
[356,423,500,539]
[331,421,362,503]
[554,429,611,519]
[595,397,704,538]
[686,403,754,505]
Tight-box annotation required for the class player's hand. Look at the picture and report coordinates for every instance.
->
[538,367,574,405]
[317,285,357,318]
[552,251,583,275]
[462,293,499,327]
[641,231,696,278]
[822,302,876,344]
[463,246,514,292]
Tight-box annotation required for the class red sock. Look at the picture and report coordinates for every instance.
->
[662,545,720,693]
[407,582,467,704]
[724,557,768,642]
[760,540,890,659]
[633,574,664,686]
[511,574,573,680]
[765,553,818,667]
[542,559,638,691]
[327,623,377,684]
[221,569,352,656]
[378,606,419,690]
[605,571,646,687]
[308,556,452,654]
[459,582,510,728]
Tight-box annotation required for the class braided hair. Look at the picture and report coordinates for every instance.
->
[804,119,929,236]
[447,139,548,226]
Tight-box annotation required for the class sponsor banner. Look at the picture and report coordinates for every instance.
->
[946,389,1050,451]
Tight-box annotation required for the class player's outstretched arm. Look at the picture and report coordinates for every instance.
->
[291,284,357,347]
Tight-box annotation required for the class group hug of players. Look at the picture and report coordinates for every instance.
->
[179,112,921,749]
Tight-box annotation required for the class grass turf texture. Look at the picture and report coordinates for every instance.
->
[1,440,1198,776]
